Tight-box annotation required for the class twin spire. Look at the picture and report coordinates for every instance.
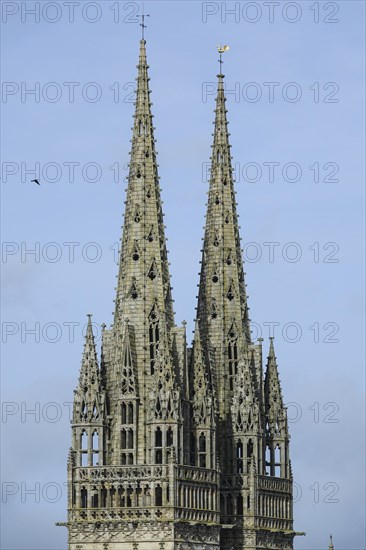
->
[77,38,284,425]
[75,36,287,467]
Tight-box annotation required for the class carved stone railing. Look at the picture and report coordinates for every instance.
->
[70,464,220,525]
[69,506,174,523]
[256,515,293,531]
[175,507,217,524]
[257,475,292,494]
[175,465,218,485]
[75,465,168,482]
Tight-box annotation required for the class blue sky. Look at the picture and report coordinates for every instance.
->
[1,1,365,549]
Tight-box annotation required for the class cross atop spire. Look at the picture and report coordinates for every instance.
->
[217,44,230,76]
[138,2,150,40]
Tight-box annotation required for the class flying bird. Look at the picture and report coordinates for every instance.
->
[31,179,40,185]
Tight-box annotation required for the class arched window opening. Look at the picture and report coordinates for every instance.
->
[81,430,88,467]
[155,427,162,447]
[110,487,116,507]
[127,487,132,507]
[227,495,233,516]
[166,427,173,447]
[247,439,253,470]
[121,403,127,424]
[199,433,206,452]
[127,429,134,449]
[275,445,281,477]
[190,433,196,466]
[265,445,271,475]
[92,431,99,466]
[155,427,163,464]
[236,441,243,474]
[92,431,99,450]
[155,485,162,507]
[81,488,87,508]
[198,433,207,468]
[91,492,98,508]
[128,403,134,424]
[247,495,251,509]
[121,429,127,450]
[237,495,243,515]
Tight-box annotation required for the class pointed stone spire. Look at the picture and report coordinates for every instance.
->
[196,72,251,417]
[78,314,100,391]
[114,39,174,331]
[264,338,284,409]
[264,337,290,477]
[264,338,287,434]
[73,315,105,426]
[329,534,334,550]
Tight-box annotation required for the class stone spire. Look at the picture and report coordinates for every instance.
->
[329,534,334,550]
[72,315,107,467]
[264,337,290,477]
[101,39,185,466]
[73,315,105,425]
[113,39,174,332]
[264,338,286,432]
[195,72,251,418]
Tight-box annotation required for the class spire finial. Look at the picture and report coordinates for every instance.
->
[217,44,230,75]
[138,2,150,40]
[329,534,334,550]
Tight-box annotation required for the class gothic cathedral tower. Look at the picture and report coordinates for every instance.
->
[58,38,299,550]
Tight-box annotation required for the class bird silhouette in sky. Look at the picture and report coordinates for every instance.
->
[31,179,40,185]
